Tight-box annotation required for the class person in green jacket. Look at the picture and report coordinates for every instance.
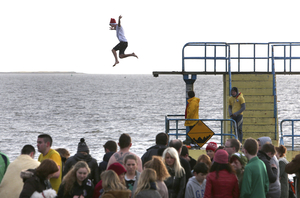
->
[0,151,10,184]
[240,138,269,198]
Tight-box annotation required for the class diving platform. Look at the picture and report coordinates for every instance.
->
[153,42,300,161]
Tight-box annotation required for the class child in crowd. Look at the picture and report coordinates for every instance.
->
[162,147,186,198]
[132,168,162,198]
[185,162,208,198]
[57,161,94,198]
[100,170,131,198]
[206,142,218,162]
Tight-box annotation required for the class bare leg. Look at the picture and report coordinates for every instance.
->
[112,49,119,67]
[119,53,138,59]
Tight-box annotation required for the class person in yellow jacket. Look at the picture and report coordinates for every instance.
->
[228,87,246,143]
[184,91,200,145]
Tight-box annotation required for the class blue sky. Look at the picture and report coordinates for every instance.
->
[1,0,299,74]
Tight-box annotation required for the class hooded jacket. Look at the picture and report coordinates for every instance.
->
[185,97,200,126]
[141,144,168,166]
[19,169,52,198]
[99,151,115,175]
[257,150,277,183]
[63,152,99,185]
[258,136,272,148]
[185,176,206,198]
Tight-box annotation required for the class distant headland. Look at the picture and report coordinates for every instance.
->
[0,71,84,74]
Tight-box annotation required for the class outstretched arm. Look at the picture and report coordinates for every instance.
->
[118,15,122,27]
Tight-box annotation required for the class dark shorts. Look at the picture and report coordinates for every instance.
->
[113,42,128,55]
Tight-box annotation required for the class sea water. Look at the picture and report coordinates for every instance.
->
[0,74,299,162]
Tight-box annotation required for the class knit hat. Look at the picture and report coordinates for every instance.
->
[206,142,218,152]
[110,18,117,25]
[213,149,229,164]
[107,162,127,175]
[77,138,90,154]
[230,152,248,166]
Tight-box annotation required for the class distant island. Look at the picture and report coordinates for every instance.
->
[0,71,84,74]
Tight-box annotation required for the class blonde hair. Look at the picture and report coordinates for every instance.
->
[197,154,212,168]
[144,156,170,181]
[162,147,185,178]
[101,170,127,192]
[133,168,157,198]
[62,161,90,196]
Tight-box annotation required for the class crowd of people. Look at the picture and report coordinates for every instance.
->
[0,132,299,198]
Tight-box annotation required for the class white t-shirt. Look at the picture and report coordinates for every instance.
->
[116,25,127,42]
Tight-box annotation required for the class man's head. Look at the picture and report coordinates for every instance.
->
[21,144,36,159]
[243,138,258,159]
[156,133,169,146]
[169,139,183,154]
[77,138,90,154]
[225,139,241,156]
[118,133,132,149]
[231,87,238,97]
[37,134,52,155]
[261,143,276,159]
[188,91,195,98]
[103,140,117,153]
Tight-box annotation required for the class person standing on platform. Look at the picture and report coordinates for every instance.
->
[110,15,138,67]
[184,90,200,145]
[228,87,246,143]
[37,133,62,193]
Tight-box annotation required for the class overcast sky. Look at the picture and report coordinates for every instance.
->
[1,0,299,74]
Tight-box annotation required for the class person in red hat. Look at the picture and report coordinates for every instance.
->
[206,142,218,162]
[109,15,138,67]
[204,149,240,198]
[92,162,127,198]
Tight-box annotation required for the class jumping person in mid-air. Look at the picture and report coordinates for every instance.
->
[109,15,138,67]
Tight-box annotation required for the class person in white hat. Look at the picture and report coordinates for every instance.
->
[109,15,138,67]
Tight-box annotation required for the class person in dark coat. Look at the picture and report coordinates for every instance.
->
[63,138,99,185]
[169,139,192,183]
[162,147,186,198]
[257,144,278,184]
[57,161,94,198]
[180,145,197,170]
[19,159,59,198]
[141,133,168,166]
[98,140,117,178]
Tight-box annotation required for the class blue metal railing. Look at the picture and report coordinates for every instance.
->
[165,115,238,145]
[280,119,300,150]
[182,42,300,143]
